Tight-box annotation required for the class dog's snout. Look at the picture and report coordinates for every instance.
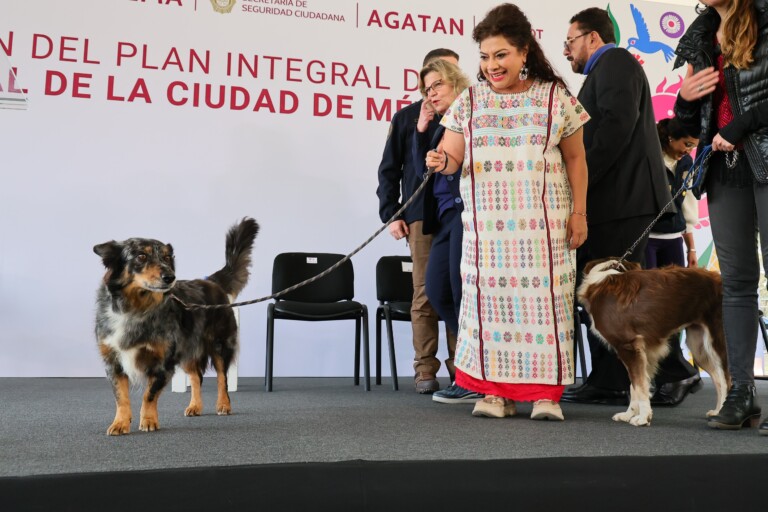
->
[161,272,175,284]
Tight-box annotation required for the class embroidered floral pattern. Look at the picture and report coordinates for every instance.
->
[442,80,589,384]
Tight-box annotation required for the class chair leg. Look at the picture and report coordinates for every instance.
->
[375,312,382,386]
[573,306,580,378]
[575,305,588,383]
[265,305,275,392]
[354,317,361,386]
[384,308,398,391]
[362,306,370,391]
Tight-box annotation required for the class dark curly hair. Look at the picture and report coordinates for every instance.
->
[657,117,700,154]
[473,3,565,88]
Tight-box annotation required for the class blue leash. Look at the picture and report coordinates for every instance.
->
[687,144,712,191]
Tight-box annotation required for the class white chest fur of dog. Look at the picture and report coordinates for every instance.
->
[577,259,730,427]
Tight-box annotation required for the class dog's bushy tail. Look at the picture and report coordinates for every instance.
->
[208,217,259,298]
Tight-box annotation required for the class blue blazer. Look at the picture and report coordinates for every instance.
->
[376,100,440,224]
[413,125,463,235]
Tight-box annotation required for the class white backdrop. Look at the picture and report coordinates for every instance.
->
[0,0,705,377]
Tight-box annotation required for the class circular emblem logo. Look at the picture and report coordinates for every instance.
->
[660,12,685,38]
[210,0,236,14]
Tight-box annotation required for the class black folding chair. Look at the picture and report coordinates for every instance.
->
[264,252,370,391]
[573,304,589,384]
[374,256,414,391]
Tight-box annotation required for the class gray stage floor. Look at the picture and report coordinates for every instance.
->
[2,377,767,477]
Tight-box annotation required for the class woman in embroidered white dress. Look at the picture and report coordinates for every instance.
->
[426,3,589,421]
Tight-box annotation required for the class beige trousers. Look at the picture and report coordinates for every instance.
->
[407,221,456,378]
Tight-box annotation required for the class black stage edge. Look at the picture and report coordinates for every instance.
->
[3,454,767,511]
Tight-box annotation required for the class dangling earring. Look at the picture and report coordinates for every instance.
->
[519,63,529,82]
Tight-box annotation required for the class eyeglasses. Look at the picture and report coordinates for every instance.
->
[563,32,589,49]
[424,79,445,96]
[672,137,698,149]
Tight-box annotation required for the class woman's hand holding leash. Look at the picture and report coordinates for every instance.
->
[711,133,735,152]
[426,141,459,175]
[425,147,447,173]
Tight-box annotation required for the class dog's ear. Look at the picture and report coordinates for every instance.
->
[165,244,175,269]
[93,241,122,268]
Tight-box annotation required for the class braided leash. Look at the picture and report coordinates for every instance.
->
[616,145,716,266]
[173,144,730,307]
[171,166,438,310]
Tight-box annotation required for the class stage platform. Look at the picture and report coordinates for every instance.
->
[2,377,767,511]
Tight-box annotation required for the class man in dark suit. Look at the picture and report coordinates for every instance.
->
[561,8,699,405]
[376,48,459,394]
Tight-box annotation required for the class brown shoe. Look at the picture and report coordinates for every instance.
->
[415,372,439,394]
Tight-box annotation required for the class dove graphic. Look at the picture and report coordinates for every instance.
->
[626,4,675,62]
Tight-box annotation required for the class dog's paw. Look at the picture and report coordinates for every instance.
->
[216,403,232,416]
[613,411,651,426]
[628,415,651,427]
[706,409,718,417]
[139,416,160,432]
[612,411,634,423]
[184,404,202,417]
[106,420,131,436]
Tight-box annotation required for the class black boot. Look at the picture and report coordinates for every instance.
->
[708,382,761,430]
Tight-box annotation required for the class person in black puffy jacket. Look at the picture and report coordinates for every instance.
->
[673,0,768,434]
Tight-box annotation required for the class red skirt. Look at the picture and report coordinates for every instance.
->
[456,368,564,402]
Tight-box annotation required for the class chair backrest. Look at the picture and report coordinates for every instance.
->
[272,252,354,303]
[376,255,414,302]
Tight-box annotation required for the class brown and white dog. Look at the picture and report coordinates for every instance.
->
[94,218,259,435]
[577,258,730,426]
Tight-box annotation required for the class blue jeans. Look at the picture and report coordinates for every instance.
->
[425,208,462,337]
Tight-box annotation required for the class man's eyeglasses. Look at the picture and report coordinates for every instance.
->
[563,32,589,49]
[424,80,445,96]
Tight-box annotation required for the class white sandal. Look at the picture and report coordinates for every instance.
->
[472,395,517,418]
[531,399,564,421]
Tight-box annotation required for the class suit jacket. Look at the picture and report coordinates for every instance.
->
[578,47,672,225]
[376,100,440,224]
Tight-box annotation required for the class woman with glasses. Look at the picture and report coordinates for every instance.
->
[414,60,483,404]
[643,117,702,407]
[425,3,589,421]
